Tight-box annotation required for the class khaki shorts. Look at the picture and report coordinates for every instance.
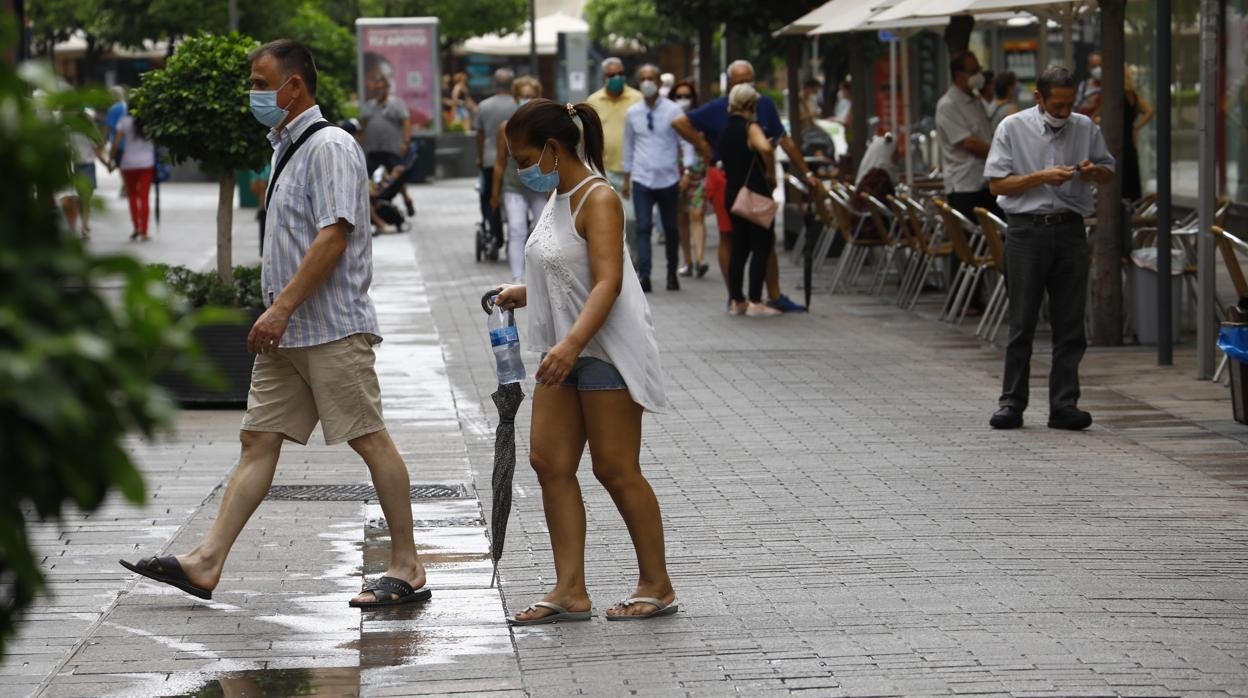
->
[241,333,385,445]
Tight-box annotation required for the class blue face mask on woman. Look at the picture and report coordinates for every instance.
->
[250,77,292,128]
[517,142,559,192]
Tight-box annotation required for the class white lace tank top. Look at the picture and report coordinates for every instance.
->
[522,174,667,412]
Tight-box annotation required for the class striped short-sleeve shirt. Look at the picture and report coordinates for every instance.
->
[262,106,381,348]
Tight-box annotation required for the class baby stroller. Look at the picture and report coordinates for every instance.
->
[340,118,418,235]
[474,177,498,262]
[371,146,420,233]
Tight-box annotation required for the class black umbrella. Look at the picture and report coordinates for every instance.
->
[803,211,816,310]
[787,174,819,310]
[481,289,525,588]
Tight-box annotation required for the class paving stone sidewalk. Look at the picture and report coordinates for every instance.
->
[411,179,1248,697]
[4,174,1248,697]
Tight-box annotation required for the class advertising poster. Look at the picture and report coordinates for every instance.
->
[356,18,441,135]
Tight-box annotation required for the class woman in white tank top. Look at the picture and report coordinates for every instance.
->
[494,100,677,624]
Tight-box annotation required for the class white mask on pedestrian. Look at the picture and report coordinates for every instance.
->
[640,80,659,99]
[675,97,693,112]
[1090,66,1103,81]
[1040,106,1069,130]
[967,71,986,92]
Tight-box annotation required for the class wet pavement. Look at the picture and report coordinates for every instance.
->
[3,174,1248,696]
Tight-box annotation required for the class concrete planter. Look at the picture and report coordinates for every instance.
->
[435,132,478,180]
[158,308,261,407]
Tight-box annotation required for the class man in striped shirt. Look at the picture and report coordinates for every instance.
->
[120,40,430,609]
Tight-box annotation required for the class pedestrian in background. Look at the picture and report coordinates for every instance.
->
[495,98,677,624]
[672,59,813,313]
[831,79,852,126]
[359,54,415,218]
[105,85,127,197]
[671,81,709,280]
[988,70,1020,134]
[450,71,476,125]
[985,65,1114,432]
[1075,51,1103,117]
[109,113,155,241]
[491,76,548,281]
[476,68,518,257]
[68,110,106,240]
[587,57,642,258]
[1099,67,1152,202]
[799,78,823,133]
[622,64,686,293]
[720,83,780,318]
[120,40,431,609]
[659,72,676,99]
[936,51,1000,221]
[978,69,996,114]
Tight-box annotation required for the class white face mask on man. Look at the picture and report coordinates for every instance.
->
[1040,106,1069,130]
[639,80,659,98]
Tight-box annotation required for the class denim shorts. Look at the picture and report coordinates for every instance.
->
[538,355,627,391]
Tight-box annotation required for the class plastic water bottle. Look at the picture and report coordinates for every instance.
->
[488,299,525,384]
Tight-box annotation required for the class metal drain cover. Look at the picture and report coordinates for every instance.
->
[265,484,468,502]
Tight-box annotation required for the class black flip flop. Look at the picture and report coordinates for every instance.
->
[349,576,432,608]
[118,556,212,600]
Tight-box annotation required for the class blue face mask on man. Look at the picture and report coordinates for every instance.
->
[250,76,293,128]
[517,142,559,192]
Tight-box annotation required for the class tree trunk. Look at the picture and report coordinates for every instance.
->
[696,23,715,100]
[217,171,235,285]
[786,37,802,135]
[848,32,872,171]
[821,35,849,119]
[724,24,744,66]
[1090,0,1125,346]
[944,15,975,55]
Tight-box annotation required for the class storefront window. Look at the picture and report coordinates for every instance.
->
[1127,0,1246,203]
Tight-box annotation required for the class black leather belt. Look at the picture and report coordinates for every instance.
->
[1007,211,1085,227]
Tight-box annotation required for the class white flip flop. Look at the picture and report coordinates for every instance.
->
[605,596,680,621]
[507,601,594,626]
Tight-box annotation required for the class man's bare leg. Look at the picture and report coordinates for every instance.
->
[175,430,285,591]
[348,428,425,602]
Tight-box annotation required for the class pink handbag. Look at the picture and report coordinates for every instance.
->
[730,154,778,228]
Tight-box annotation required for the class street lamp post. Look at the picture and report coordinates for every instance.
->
[1156,0,1173,365]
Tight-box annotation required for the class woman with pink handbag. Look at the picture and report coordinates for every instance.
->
[719,83,780,317]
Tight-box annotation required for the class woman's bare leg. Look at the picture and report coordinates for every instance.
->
[579,390,674,618]
[512,382,592,621]
[690,205,707,266]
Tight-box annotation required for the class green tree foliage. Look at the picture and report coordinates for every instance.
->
[359,0,526,43]
[27,0,101,47]
[130,33,268,283]
[0,33,216,658]
[285,1,357,90]
[131,33,268,172]
[585,0,685,51]
[94,0,301,49]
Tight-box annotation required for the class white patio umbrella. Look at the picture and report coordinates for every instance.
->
[775,0,897,36]
[459,11,589,56]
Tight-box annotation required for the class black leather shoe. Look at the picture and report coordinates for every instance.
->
[1047,406,1092,431]
[639,277,652,293]
[989,406,1023,429]
[666,273,680,291]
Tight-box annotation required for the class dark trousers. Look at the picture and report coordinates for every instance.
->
[946,188,1004,308]
[728,213,774,303]
[633,182,680,279]
[479,168,503,245]
[1000,218,1089,412]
